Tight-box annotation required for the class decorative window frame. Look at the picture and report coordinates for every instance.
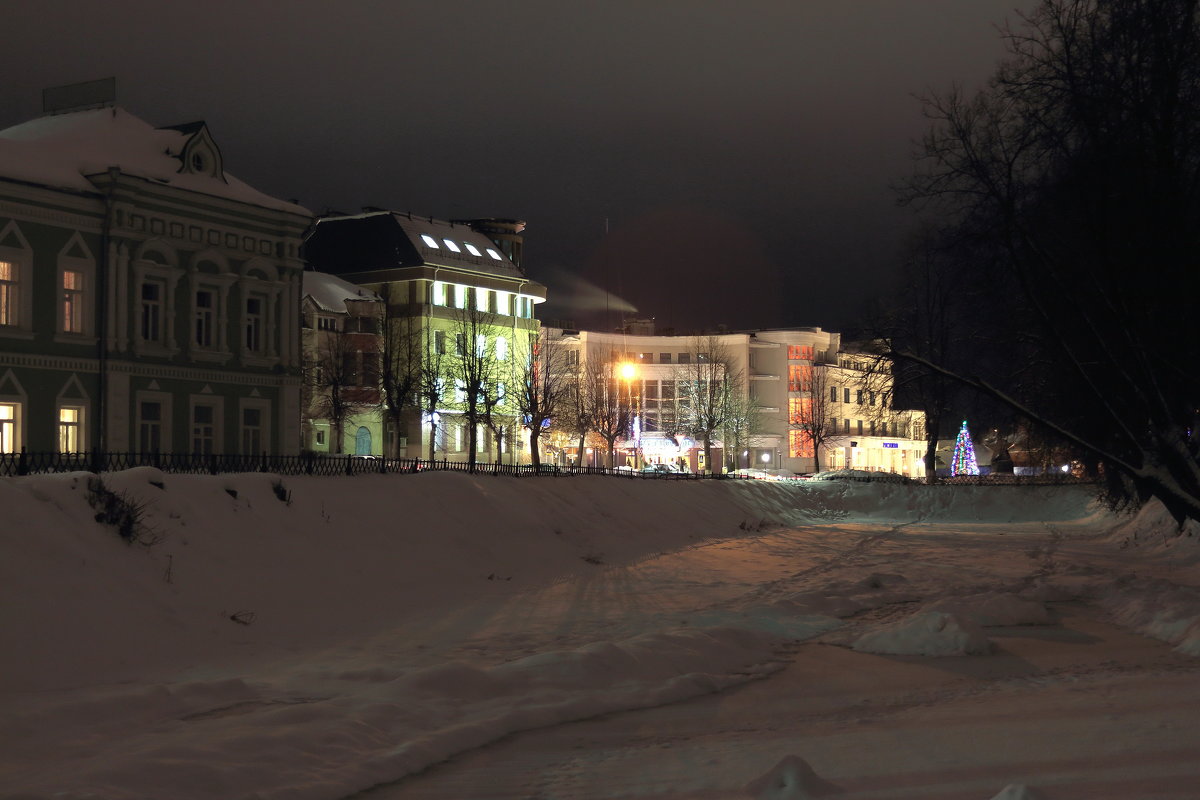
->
[134,390,173,454]
[188,395,224,455]
[55,234,97,343]
[0,221,34,339]
[0,369,28,454]
[132,259,182,358]
[238,396,271,455]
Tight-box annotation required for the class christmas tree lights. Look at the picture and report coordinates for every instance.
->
[951,420,980,476]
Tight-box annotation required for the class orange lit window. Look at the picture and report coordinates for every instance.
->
[789,429,814,458]
[787,345,814,361]
[788,365,812,392]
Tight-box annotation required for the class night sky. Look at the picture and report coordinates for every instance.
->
[3,1,1020,334]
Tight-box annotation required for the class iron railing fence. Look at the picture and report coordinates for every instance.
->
[0,450,710,480]
[0,450,1096,485]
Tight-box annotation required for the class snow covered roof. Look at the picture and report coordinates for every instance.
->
[0,107,309,216]
[303,270,381,313]
[306,211,525,279]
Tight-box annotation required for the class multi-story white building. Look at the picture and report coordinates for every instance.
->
[544,324,926,478]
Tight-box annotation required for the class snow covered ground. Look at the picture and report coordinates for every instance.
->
[2,469,1199,799]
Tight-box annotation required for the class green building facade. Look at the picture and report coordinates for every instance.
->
[0,107,310,457]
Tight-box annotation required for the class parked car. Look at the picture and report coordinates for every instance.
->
[640,463,681,475]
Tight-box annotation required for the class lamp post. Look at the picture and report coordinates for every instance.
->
[619,361,640,470]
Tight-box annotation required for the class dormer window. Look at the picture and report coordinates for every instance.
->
[170,122,226,182]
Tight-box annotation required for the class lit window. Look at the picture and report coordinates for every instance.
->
[486,248,503,260]
[496,336,508,361]
[476,289,489,312]
[0,261,17,326]
[464,243,482,256]
[495,290,509,314]
[421,234,439,248]
[442,239,461,253]
[454,284,466,309]
[0,402,18,453]
[62,269,84,333]
[432,281,447,306]
[476,334,487,357]
[58,406,83,452]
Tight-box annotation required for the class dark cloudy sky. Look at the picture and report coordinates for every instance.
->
[3,1,1021,334]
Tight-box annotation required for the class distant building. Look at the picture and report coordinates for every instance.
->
[304,211,548,461]
[542,325,927,478]
[0,104,310,457]
[301,272,384,455]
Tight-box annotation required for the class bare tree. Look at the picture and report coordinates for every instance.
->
[724,387,762,472]
[788,363,847,474]
[446,302,503,472]
[379,288,422,458]
[308,326,377,454]
[512,329,573,470]
[898,0,1200,521]
[584,348,632,468]
[674,336,741,473]
[416,323,448,462]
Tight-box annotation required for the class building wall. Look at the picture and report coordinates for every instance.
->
[539,326,927,478]
[0,171,308,457]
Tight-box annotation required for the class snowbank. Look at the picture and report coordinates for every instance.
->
[0,468,1191,800]
[852,610,993,657]
[1101,577,1200,656]
[923,592,1052,627]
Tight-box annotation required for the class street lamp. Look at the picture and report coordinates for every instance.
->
[618,361,640,469]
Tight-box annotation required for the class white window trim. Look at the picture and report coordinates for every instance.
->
[57,403,87,453]
[0,399,23,454]
[187,266,236,363]
[238,397,271,455]
[133,261,182,357]
[55,256,96,342]
[135,390,173,454]
[189,396,224,455]
[0,227,34,338]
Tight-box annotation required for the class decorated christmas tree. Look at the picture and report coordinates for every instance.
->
[951,420,980,476]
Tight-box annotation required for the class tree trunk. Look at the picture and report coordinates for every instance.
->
[530,427,542,469]
[923,416,940,485]
[427,418,437,462]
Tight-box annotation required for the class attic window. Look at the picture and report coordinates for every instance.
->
[191,152,207,173]
[486,248,503,261]
[442,239,462,253]
[420,235,439,248]
[464,243,482,256]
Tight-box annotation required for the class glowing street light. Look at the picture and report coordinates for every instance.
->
[618,361,640,469]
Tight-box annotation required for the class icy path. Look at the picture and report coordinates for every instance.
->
[362,519,1200,800]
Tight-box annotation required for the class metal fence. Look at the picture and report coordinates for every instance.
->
[0,450,1095,485]
[0,450,713,480]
